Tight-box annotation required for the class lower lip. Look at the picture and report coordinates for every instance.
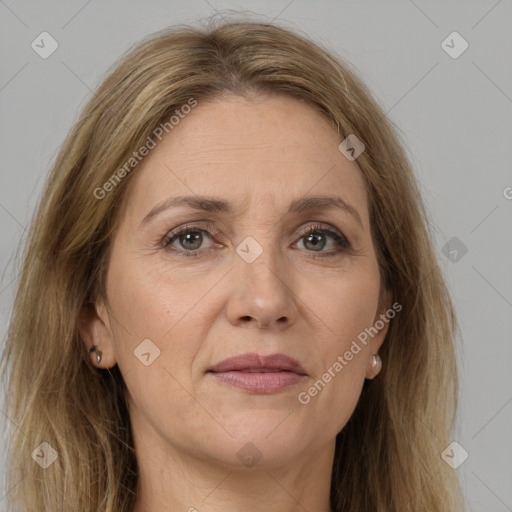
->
[208,370,306,393]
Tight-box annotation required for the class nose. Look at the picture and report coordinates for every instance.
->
[225,243,299,330]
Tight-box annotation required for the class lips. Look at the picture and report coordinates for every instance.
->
[207,352,307,375]
[207,352,307,394]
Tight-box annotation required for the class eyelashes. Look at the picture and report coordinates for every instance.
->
[160,222,352,259]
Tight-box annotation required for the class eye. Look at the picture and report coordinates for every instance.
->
[294,223,351,258]
[161,222,351,259]
[161,223,218,257]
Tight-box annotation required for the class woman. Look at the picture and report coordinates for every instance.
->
[0,19,465,511]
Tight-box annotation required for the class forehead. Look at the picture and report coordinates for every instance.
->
[121,94,368,224]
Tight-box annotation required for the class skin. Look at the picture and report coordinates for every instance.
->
[80,93,391,512]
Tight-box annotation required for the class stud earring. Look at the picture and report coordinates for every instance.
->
[368,354,382,378]
[89,345,102,365]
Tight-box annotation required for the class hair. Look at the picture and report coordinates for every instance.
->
[1,17,465,512]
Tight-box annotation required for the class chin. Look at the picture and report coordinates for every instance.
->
[198,416,311,468]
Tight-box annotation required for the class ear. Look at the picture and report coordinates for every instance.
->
[365,287,393,379]
[78,301,117,369]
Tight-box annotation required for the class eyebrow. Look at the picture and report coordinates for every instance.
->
[140,194,363,228]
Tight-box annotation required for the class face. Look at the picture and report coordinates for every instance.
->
[81,93,390,470]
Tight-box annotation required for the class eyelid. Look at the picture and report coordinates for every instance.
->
[296,222,346,239]
[160,221,219,246]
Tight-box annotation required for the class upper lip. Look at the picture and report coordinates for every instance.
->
[207,352,307,375]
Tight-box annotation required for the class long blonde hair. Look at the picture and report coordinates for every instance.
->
[1,19,465,511]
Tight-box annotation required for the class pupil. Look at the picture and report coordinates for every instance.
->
[305,233,325,251]
[180,232,202,250]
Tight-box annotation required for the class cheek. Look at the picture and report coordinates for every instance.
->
[107,259,213,443]
[103,256,200,389]
[313,267,381,347]
[299,271,379,413]
[106,249,209,340]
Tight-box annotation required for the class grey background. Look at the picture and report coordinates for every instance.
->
[1,1,511,510]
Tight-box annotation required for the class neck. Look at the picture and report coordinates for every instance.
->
[131,439,335,512]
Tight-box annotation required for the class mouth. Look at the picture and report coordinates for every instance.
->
[207,352,307,394]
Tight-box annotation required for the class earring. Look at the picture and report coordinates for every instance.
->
[369,354,382,378]
[89,345,102,365]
